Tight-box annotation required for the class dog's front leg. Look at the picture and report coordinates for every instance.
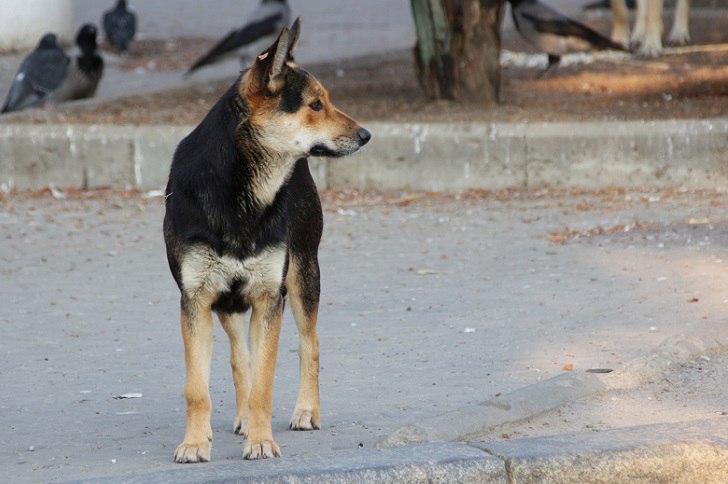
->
[286,258,321,431]
[219,312,251,436]
[244,295,283,459]
[175,302,215,463]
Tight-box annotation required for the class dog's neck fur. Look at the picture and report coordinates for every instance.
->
[229,93,298,209]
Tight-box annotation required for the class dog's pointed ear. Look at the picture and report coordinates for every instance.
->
[286,18,301,61]
[265,25,291,94]
[249,20,302,95]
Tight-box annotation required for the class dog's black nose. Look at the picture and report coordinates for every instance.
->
[357,128,371,145]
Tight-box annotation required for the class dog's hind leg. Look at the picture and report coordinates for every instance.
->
[668,0,691,45]
[610,0,631,48]
[174,302,215,463]
[287,255,321,431]
[635,0,664,57]
[244,295,284,459]
[219,312,251,436]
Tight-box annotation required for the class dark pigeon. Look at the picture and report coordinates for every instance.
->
[509,0,628,76]
[1,33,70,113]
[583,0,635,10]
[103,0,136,52]
[186,0,290,77]
[54,23,104,102]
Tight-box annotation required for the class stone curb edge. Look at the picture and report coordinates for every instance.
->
[2,117,728,192]
[65,419,728,483]
[379,334,726,447]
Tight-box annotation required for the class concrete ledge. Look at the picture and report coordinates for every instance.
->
[379,372,605,448]
[2,118,728,192]
[68,420,728,483]
[69,443,506,484]
[474,418,728,484]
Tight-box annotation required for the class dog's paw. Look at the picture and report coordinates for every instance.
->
[174,440,212,463]
[243,439,281,459]
[289,408,320,431]
[233,416,248,436]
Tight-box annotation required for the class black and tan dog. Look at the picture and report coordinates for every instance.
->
[163,19,370,463]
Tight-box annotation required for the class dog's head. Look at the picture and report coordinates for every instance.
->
[239,18,371,159]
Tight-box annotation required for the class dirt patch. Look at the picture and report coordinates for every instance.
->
[1,9,727,126]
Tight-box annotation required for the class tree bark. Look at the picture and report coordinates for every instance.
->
[411,0,505,104]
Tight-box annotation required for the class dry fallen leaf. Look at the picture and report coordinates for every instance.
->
[562,363,574,372]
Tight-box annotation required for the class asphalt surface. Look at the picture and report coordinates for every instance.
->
[1,189,727,482]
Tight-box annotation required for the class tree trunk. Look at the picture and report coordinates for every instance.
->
[411,0,505,104]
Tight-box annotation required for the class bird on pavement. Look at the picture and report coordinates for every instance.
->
[54,24,105,102]
[185,0,291,77]
[508,0,628,77]
[1,33,70,113]
[103,0,137,52]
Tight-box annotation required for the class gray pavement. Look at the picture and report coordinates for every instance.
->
[2,189,728,482]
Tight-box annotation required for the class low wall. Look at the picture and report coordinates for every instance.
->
[1,119,727,192]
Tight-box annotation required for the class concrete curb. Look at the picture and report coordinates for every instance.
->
[66,419,728,483]
[2,117,728,192]
[475,418,728,484]
[378,334,725,448]
[607,334,727,390]
[378,372,605,448]
[69,442,508,484]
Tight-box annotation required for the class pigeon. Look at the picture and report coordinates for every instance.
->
[185,0,291,77]
[102,0,136,52]
[53,24,105,102]
[583,0,635,10]
[1,33,70,114]
[508,0,628,76]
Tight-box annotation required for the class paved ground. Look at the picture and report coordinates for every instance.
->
[1,188,726,482]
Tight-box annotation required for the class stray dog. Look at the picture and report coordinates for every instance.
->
[611,0,691,57]
[163,18,370,462]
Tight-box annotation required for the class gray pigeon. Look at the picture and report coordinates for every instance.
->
[103,0,136,52]
[186,0,290,77]
[1,34,70,114]
[509,0,627,76]
[53,24,104,102]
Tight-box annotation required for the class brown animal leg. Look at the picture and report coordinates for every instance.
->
[286,257,321,431]
[610,0,630,47]
[219,312,251,436]
[668,0,691,45]
[243,295,283,459]
[174,302,214,463]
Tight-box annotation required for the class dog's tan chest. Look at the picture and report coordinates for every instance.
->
[180,244,287,305]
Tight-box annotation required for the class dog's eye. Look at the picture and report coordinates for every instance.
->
[309,100,323,112]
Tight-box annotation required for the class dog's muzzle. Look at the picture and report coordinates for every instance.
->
[310,127,371,158]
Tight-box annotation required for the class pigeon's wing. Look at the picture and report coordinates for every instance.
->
[104,9,136,50]
[186,3,288,74]
[520,10,623,50]
[103,10,113,38]
[2,48,69,112]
